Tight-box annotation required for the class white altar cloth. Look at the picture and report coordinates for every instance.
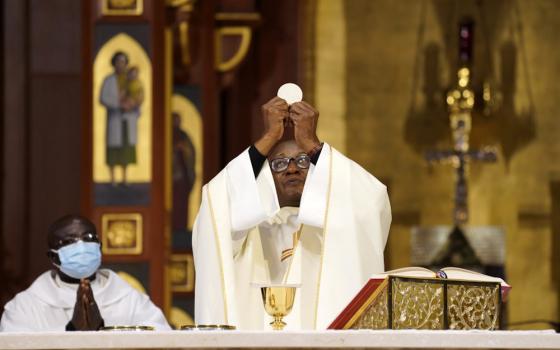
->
[0,330,559,350]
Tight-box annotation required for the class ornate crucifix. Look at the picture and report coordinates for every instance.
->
[426,19,497,225]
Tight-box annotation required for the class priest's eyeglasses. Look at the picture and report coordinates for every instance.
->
[270,154,311,173]
[57,232,99,247]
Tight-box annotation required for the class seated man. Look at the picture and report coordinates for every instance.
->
[193,97,391,330]
[0,215,170,331]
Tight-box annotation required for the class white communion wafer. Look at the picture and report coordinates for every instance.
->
[277,83,303,105]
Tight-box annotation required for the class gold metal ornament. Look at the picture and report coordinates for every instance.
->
[169,254,195,292]
[214,27,252,72]
[180,324,235,330]
[100,325,154,331]
[101,213,143,255]
[101,0,143,16]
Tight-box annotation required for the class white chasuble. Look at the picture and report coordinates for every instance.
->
[0,269,171,332]
[193,143,391,330]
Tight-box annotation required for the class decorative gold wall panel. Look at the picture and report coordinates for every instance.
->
[312,0,560,328]
[169,254,195,292]
[101,213,143,255]
[102,0,143,16]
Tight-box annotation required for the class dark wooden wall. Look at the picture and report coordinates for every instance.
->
[1,0,82,312]
[220,1,304,164]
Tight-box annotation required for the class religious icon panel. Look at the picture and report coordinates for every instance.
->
[93,29,152,206]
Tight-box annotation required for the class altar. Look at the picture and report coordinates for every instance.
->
[1,330,559,350]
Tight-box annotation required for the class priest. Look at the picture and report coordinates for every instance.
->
[193,97,392,330]
[0,215,170,332]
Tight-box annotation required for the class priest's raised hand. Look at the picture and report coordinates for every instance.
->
[289,100,321,154]
[255,96,289,156]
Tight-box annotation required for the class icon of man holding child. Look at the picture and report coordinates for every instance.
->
[100,51,144,186]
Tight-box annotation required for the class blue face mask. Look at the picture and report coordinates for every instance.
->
[51,241,102,279]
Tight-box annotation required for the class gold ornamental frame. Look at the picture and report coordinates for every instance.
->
[101,213,143,255]
[101,0,144,16]
[169,254,195,292]
[214,26,252,72]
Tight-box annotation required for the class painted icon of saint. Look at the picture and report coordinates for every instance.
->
[172,112,196,230]
[99,51,144,186]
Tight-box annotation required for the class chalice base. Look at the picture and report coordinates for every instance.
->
[271,316,287,331]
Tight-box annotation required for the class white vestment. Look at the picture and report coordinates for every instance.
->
[99,74,123,147]
[100,74,139,147]
[193,144,391,330]
[0,269,170,332]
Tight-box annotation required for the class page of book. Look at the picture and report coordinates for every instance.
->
[370,266,509,287]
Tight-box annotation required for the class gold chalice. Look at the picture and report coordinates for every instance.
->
[260,285,297,331]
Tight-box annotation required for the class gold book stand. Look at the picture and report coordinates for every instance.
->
[334,276,502,330]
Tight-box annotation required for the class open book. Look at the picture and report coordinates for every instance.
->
[372,266,510,287]
[367,266,511,300]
